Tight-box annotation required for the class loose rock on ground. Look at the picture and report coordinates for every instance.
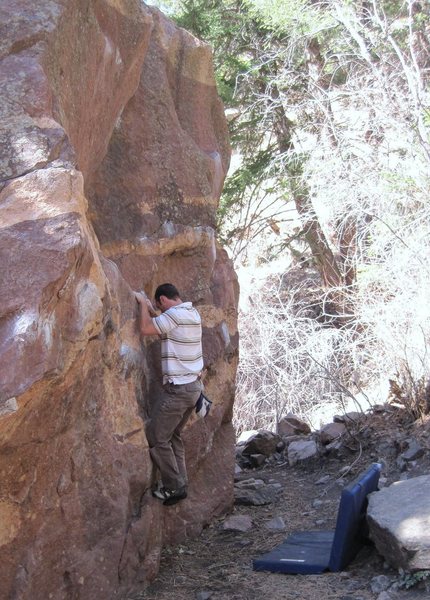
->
[132,406,430,600]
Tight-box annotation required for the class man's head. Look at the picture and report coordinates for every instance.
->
[154,283,181,312]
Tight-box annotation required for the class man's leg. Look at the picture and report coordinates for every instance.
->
[146,380,201,491]
[171,379,202,485]
[171,405,194,487]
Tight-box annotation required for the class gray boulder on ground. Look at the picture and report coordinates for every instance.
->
[241,430,281,457]
[264,516,286,531]
[319,422,346,445]
[278,413,311,436]
[282,434,312,446]
[370,575,392,594]
[249,453,266,467]
[399,438,425,462]
[367,474,430,571]
[288,440,318,465]
[334,411,363,424]
[323,437,352,459]
[234,478,265,490]
[222,515,253,532]
[234,479,282,506]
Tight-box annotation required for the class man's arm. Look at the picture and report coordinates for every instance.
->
[134,292,160,336]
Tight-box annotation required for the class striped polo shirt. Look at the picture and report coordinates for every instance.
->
[152,302,203,384]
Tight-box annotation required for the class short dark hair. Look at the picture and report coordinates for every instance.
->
[154,283,180,302]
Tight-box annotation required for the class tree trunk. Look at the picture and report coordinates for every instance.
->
[270,84,344,290]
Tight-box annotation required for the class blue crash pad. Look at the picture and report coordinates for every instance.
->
[253,462,381,574]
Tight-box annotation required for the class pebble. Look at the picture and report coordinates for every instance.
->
[222,515,253,532]
[237,538,252,547]
[264,516,286,531]
[235,478,265,489]
[346,579,365,591]
[370,575,392,593]
[315,475,331,485]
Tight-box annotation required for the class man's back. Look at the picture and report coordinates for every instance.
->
[153,302,203,384]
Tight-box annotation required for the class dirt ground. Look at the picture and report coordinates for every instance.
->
[130,410,430,600]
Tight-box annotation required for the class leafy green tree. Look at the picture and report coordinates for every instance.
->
[153,0,353,295]
[151,0,430,296]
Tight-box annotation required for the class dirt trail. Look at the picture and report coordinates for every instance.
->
[131,411,430,600]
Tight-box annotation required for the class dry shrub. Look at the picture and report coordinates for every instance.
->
[229,0,430,434]
[234,276,367,434]
[234,201,430,434]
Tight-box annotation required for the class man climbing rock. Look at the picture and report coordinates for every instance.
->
[135,283,203,506]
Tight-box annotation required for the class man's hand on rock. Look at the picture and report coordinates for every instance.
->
[134,291,157,316]
[134,291,146,304]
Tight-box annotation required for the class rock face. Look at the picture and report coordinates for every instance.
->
[367,475,430,571]
[0,2,238,600]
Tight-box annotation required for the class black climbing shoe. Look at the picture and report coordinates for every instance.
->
[152,486,187,506]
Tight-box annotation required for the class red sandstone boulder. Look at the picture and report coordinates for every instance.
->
[0,2,237,599]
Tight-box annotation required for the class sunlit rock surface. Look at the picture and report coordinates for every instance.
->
[367,475,430,571]
[0,2,238,599]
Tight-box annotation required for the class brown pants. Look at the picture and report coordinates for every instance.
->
[146,379,202,490]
